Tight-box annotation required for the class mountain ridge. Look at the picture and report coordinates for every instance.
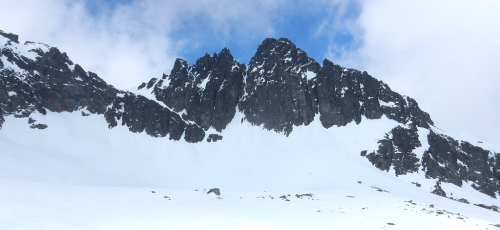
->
[1,29,499,204]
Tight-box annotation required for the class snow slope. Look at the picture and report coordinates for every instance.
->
[1,110,499,229]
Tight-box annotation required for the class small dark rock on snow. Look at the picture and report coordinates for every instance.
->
[207,188,221,196]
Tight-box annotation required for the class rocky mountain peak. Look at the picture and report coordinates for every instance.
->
[2,30,498,199]
[151,47,245,132]
[250,37,317,71]
[240,38,320,135]
[0,30,19,44]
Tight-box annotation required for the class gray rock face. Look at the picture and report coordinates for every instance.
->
[237,38,433,135]
[315,60,363,128]
[239,38,319,135]
[0,31,18,44]
[207,134,223,142]
[366,126,422,175]
[366,127,500,198]
[422,131,500,198]
[0,32,117,120]
[0,30,204,141]
[104,93,191,141]
[152,48,245,132]
[207,188,220,196]
[133,37,435,138]
[316,61,432,129]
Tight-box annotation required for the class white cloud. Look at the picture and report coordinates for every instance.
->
[333,0,500,145]
[311,1,363,56]
[0,0,286,89]
[0,0,178,89]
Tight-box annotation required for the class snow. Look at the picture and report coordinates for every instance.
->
[0,110,499,229]
[1,178,496,230]
[340,86,349,95]
[1,36,74,84]
[0,35,9,45]
[16,41,49,60]
[0,55,27,75]
[251,62,265,73]
[380,99,397,107]
[304,70,316,80]
[199,74,211,89]
[126,86,157,101]
[231,63,239,71]
[1,37,50,63]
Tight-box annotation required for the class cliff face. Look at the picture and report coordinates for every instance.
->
[1,30,498,199]
[151,48,245,132]
[145,38,433,136]
[0,33,115,120]
[239,38,319,135]
[0,30,204,142]
[422,131,500,198]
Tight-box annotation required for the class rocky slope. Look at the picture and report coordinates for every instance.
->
[0,30,204,142]
[0,30,498,202]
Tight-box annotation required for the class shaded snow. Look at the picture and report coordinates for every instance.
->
[126,86,158,101]
[379,100,396,107]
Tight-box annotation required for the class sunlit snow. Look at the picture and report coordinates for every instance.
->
[304,70,316,80]
[0,111,499,229]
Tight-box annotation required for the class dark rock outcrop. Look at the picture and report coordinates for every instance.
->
[315,60,363,128]
[1,30,204,142]
[366,126,500,198]
[0,30,19,44]
[422,131,500,198]
[238,39,433,134]
[366,126,422,175]
[367,138,394,172]
[237,38,433,134]
[0,37,117,119]
[431,181,447,197]
[207,188,221,195]
[104,93,190,140]
[152,48,245,132]
[207,134,223,142]
[239,38,319,135]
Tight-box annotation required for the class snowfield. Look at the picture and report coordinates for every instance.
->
[0,111,499,229]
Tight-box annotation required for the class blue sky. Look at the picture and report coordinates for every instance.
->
[82,0,362,66]
[0,0,499,146]
[80,0,360,64]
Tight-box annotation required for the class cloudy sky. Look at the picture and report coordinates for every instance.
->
[1,0,499,146]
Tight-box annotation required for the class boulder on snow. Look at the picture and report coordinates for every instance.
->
[207,188,220,196]
[207,134,223,142]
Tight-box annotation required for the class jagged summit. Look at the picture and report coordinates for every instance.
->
[0,30,19,44]
[1,30,499,201]
[250,37,315,66]
[240,38,319,134]
[143,37,433,136]
[151,47,245,132]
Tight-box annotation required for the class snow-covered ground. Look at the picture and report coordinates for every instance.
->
[0,111,499,229]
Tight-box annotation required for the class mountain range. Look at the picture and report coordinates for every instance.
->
[1,29,499,229]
